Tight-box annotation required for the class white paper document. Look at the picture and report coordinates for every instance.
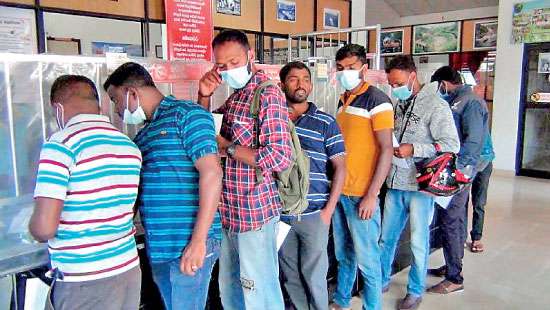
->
[392,134,410,168]
[212,113,223,135]
[277,221,292,251]
[434,195,454,209]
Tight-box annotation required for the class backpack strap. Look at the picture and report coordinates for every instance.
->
[250,80,280,149]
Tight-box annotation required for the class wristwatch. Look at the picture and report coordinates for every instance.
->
[227,143,237,158]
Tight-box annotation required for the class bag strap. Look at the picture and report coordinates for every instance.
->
[398,97,417,143]
[250,80,280,148]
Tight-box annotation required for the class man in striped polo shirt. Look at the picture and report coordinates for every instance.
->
[104,62,223,310]
[332,44,395,310]
[30,75,142,310]
[278,61,346,310]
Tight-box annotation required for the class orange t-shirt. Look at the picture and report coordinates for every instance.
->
[336,83,394,197]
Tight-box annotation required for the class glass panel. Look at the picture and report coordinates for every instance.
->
[10,61,44,196]
[522,108,550,172]
[525,45,550,103]
[0,63,16,198]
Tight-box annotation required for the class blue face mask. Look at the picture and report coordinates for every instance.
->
[392,75,415,101]
[438,82,453,102]
[220,60,252,90]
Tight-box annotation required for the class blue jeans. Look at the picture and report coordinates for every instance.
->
[380,189,434,297]
[332,196,382,310]
[150,238,220,310]
[219,216,284,310]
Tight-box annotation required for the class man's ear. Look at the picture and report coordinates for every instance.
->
[248,49,255,63]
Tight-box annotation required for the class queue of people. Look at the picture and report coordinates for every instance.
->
[28,29,494,310]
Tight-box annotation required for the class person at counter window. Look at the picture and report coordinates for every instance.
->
[278,61,347,310]
[30,75,142,310]
[197,29,292,310]
[104,62,223,310]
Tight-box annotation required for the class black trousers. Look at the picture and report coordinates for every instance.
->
[437,187,469,285]
[468,162,493,241]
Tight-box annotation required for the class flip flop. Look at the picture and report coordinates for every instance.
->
[470,241,484,253]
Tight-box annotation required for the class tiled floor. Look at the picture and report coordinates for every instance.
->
[351,174,550,309]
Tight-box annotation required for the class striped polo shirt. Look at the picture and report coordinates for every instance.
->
[34,114,142,282]
[337,83,394,197]
[294,103,346,213]
[134,96,221,264]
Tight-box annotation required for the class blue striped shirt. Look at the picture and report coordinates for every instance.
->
[294,103,346,212]
[134,96,221,263]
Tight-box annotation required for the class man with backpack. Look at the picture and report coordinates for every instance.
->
[198,29,292,310]
[331,44,395,310]
[278,61,346,310]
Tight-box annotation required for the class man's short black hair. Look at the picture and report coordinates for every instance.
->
[335,44,367,64]
[431,66,463,85]
[50,75,99,103]
[212,29,250,50]
[279,61,311,82]
[103,62,155,91]
[385,55,417,74]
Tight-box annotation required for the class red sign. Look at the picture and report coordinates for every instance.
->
[165,0,213,61]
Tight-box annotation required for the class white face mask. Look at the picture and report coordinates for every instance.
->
[336,65,365,91]
[123,91,146,125]
[220,57,253,89]
[54,103,65,130]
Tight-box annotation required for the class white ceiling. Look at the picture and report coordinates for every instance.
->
[384,0,499,16]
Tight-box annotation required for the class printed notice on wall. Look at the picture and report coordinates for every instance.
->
[0,14,34,54]
[165,0,213,61]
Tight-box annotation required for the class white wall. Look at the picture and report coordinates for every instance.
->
[364,0,401,28]
[44,13,142,56]
[397,6,499,27]
[492,0,523,172]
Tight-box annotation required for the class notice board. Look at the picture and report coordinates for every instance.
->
[164,0,213,61]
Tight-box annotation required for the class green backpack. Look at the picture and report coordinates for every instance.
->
[250,80,310,216]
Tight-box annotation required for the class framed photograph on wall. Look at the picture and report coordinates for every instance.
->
[380,29,404,55]
[277,0,296,22]
[413,21,461,54]
[473,20,498,50]
[538,52,550,73]
[216,0,241,16]
[324,8,340,29]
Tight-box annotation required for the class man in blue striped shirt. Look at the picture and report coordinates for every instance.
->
[278,61,346,310]
[104,63,223,310]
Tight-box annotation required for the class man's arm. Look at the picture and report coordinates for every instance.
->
[320,156,346,225]
[358,128,393,220]
[219,86,292,172]
[180,154,222,276]
[198,65,223,110]
[457,101,486,171]
[412,101,460,157]
[29,198,64,242]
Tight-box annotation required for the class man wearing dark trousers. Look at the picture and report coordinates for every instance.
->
[278,61,346,310]
[428,66,489,294]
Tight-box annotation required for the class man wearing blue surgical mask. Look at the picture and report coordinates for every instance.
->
[427,66,490,296]
[331,44,395,310]
[104,62,223,310]
[381,56,459,310]
[198,30,292,310]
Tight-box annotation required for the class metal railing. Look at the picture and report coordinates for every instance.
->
[287,25,382,70]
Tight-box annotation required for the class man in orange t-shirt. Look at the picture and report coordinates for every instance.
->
[331,44,394,310]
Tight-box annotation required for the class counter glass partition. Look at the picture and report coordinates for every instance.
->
[0,54,224,276]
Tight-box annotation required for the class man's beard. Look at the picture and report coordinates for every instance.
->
[286,88,308,103]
